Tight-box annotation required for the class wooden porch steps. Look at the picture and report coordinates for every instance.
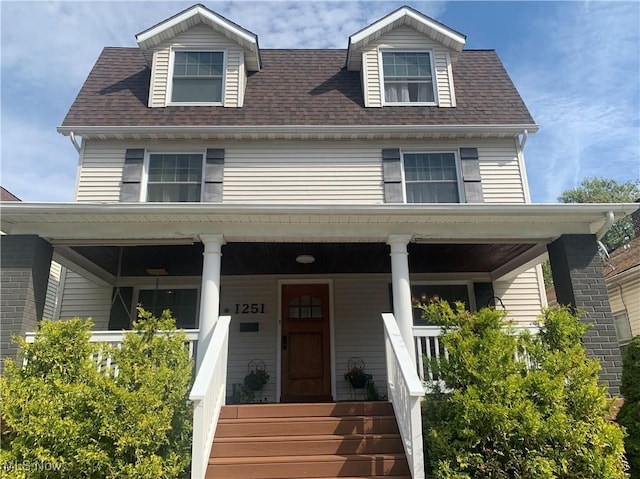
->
[206,401,411,479]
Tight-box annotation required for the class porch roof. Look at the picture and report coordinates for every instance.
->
[1,202,637,244]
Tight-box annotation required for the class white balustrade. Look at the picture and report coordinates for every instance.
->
[382,313,425,479]
[413,323,540,390]
[189,315,231,479]
[24,329,199,375]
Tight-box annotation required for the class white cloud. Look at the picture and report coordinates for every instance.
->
[514,2,640,202]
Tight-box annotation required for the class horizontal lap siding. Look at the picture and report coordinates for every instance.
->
[58,271,111,330]
[478,139,526,203]
[362,26,454,108]
[333,276,389,400]
[149,49,170,107]
[43,261,62,320]
[493,268,544,324]
[224,142,384,204]
[76,141,126,202]
[607,274,640,337]
[221,276,278,402]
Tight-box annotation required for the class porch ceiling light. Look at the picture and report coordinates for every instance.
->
[295,254,315,264]
[146,268,169,276]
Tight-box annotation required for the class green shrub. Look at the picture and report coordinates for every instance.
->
[0,308,193,479]
[419,302,628,479]
[619,336,640,478]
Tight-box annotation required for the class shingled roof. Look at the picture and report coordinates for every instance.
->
[61,47,535,129]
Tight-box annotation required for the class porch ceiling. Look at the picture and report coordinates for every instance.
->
[67,242,537,277]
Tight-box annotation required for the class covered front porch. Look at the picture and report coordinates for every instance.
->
[2,202,635,479]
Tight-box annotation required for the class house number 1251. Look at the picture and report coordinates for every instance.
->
[234,303,266,314]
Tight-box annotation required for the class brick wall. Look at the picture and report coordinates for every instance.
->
[0,235,53,366]
[548,234,623,395]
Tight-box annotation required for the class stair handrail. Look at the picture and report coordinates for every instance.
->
[382,313,425,479]
[189,315,231,479]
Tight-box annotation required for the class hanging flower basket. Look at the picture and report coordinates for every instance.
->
[344,357,371,390]
[244,359,269,391]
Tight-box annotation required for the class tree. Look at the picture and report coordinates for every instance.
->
[419,301,628,479]
[618,336,640,478]
[559,177,640,251]
[1,308,193,479]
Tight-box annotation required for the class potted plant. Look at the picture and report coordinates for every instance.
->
[344,365,371,389]
[244,367,269,391]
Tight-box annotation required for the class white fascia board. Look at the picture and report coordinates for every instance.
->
[57,124,540,138]
[349,8,466,51]
[2,203,638,244]
[136,5,257,48]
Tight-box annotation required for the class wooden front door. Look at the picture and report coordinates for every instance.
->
[281,283,332,402]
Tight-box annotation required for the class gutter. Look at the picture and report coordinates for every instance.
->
[56,123,540,138]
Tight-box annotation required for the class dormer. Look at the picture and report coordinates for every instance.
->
[346,6,465,108]
[136,4,261,108]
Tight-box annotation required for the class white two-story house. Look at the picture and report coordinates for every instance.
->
[1,5,636,479]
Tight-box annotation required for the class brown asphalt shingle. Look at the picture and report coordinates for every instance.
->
[61,48,535,128]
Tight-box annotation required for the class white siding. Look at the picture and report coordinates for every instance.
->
[333,276,389,400]
[361,26,456,108]
[76,140,126,202]
[149,49,170,108]
[220,276,279,402]
[493,267,544,324]
[149,25,245,108]
[607,272,640,338]
[224,141,384,204]
[43,262,62,320]
[58,271,112,330]
[75,138,525,205]
[478,139,527,203]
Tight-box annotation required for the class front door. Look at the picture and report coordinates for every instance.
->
[281,283,331,402]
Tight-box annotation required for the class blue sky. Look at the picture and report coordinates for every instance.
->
[1,1,638,202]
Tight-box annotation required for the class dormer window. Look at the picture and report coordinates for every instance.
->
[381,51,436,105]
[170,51,224,104]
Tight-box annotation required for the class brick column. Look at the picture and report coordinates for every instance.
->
[547,234,622,395]
[1,235,53,365]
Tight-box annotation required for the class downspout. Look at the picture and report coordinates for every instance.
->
[596,210,615,240]
[69,131,81,153]
[518,129,528,150]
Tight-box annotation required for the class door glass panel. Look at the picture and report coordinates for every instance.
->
[289,295,324,320]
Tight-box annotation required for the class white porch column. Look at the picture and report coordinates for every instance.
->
[387,235,414,355]
[196,234,225,370]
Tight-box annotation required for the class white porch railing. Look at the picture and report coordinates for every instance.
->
[24,329,200,374]
[413,323,540,389]
[189,315,231,479]
[382,313,425,479]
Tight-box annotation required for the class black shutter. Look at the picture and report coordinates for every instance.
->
[473,282,495,311]
[382,148,403,203]
[459,147,483,203]
[203,149,224,202]
[120,149,145,202]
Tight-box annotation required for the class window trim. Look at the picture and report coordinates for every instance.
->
[132,284,201,328]
[400,149,464,204]
[378,49,438,106]
[166,48,227,106]
[141,150,206,202]
[612,310,633,344]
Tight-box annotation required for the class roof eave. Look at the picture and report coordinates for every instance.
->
[2,202,637,244]
[346,6,466,70]
[135,4,261,70]
[57,124,540,140]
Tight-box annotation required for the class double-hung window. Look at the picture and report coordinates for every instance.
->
[147,153,203,202]
[403,152,460,203]
[382,51,435,104]
[171,51,224,103]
